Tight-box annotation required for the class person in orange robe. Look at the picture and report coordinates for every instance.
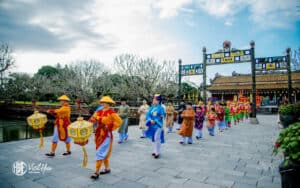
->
[45,95,72,157]
[178,102,196,144]
[89,96,122,179]
[165,101,175,133]
[207,107,217,136]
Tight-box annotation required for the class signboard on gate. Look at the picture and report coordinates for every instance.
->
[255,56,287,71]
[180,64,203,76]
[206,41,252,65]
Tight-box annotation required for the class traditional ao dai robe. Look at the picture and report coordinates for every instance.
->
[138,104,149,130]
[178,109,196,137]
[165,105,175,127]
[145,104,165,143]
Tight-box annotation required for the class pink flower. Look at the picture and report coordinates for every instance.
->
[274,142,280,149]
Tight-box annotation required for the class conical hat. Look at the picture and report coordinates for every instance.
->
[99,96,115,104]
[57,95,70,101]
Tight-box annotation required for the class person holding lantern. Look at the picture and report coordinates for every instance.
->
[45,95,72,157]
[145,94,165,159]
[89,96,122,179]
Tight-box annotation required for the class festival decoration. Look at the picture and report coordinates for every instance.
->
[68,98,93,167]
[27,110,48,149]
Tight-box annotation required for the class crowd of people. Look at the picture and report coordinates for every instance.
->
[43,94,252,180]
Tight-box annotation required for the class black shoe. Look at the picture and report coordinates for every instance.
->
[154,154,160,159]
[188,142,192,144]
[90,172,99,179]
[195,136,199,140]
[152,153,155,156]
[62,151,71,155]
[45,152,55,157]
[99,169,111,175]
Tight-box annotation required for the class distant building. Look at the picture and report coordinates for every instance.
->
[207,72,300,105]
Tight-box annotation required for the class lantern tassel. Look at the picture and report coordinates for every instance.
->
[82,146,88,167]
[39,130,44,149]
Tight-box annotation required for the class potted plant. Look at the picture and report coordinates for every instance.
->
[294,102,300,120]
[278,104,297,128]
[273,122,300,187]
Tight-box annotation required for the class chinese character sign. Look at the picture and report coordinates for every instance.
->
[206,49,251,65]
[181,64,203,76]
[255,56,287,71]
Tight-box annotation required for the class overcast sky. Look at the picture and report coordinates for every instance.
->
[1,0,299,85]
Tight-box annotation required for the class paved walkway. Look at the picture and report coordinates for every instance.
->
[0,115,282,188]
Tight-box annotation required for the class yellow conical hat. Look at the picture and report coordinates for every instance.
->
[57,95,70,101]
[98,96,115,104]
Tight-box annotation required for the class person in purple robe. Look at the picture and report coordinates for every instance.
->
[194,105,205,139]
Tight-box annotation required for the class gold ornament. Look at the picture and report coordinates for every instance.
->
[68,117,93,167]
[27,111,48,149]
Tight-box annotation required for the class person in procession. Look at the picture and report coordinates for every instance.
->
[206,100,213,115]
[224,101,232,128]
[238,102,245,123]
[232,102,238,125]
[138,99,149,138]
[45,95,72,157]
[178,102,196,144]
[117,98,130,143]
[194,101,205,139]
[165,101,176,133]
[216,102,226,132]
[145,94,165,159]
[207,107,217,136]
[245,102,251,120]
[89,96,122,179]
[176,101,186,130]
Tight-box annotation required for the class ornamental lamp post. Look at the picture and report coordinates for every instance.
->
[178,59,182,104]
[250,40,259,124]
[286,48,292,103]
[202,47,207,105]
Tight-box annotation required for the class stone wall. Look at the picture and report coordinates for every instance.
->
[0,104,140,125]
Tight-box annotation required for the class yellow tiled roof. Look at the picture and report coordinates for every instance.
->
[208,72,300,91]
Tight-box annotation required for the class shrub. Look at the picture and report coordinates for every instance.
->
[273,122,300,166]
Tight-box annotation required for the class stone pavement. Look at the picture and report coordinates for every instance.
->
[0,115,283,188]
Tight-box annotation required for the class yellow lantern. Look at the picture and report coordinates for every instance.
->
[27,111,48,149]
[68,117,93,167]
